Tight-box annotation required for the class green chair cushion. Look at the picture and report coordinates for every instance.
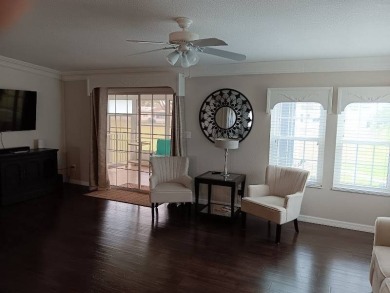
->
[156,139,171,156]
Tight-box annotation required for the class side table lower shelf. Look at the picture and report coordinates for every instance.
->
[200,203,240,218]
[195,171,246,222]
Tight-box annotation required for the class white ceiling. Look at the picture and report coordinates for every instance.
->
[0,0,389,72]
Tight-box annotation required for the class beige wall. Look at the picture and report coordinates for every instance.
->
[185,71,390,227]
[63,70,390,227]
[63,72,178,184]
[2,55,388,228]
[63,80,90,184]
[0,62,64,166]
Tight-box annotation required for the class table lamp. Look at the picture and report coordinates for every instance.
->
[215,138,239,177]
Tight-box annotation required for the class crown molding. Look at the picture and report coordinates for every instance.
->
[3,55,389,81]
[61,67,178,81]
[60,56,390,80]
[0,55,61,79]
[185,56,390,78]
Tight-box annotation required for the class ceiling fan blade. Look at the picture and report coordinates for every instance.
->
[191,38,227,47]
[126,39,171,45]
[201,47,246,61]
[128,47,175,56]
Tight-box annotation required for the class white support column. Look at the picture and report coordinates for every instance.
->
[177,73,185,96]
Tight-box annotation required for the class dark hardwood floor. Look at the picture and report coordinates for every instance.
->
[0,184,373,293]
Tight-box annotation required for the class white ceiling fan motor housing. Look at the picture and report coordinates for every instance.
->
[169,17,199,44]
[169,31,199,44]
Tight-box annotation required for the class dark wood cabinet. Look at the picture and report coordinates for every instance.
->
[0,148,61,205]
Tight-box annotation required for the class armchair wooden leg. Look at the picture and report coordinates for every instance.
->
[151,203,158,217]
[267,221,271,237]
[294,219,299,233]
[241,211,246,228]
[276,224,282,244]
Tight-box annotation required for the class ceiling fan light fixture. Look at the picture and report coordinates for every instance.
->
[186,48,199,65]
[166,51,180,65]
[180,52,191,68]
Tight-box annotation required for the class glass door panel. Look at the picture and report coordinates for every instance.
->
[107,91,172,192]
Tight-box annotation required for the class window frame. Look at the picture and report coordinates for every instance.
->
[333,86,390,196]
[267,87,333,188]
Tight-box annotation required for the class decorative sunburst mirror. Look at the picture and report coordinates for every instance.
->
[199,88,253,143]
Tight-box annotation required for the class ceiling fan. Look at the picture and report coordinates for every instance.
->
[127,17,246,68]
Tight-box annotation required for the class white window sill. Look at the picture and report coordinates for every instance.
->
[332,187,390,197]
[307,183,323,189]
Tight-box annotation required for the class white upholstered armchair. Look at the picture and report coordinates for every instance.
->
[241,165,309,243]
[370,217,390,293]
[149,156,193,220]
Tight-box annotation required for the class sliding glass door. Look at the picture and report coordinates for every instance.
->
[107,89,173,192]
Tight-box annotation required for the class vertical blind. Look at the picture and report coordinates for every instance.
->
[333,103,390,195]
[269,102,327,186]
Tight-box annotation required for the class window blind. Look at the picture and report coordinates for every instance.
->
[269,102,327,186]
[333,103,390,195]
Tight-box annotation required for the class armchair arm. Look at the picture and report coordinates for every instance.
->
[374,217,390,247]
[149,174,159,189]
[284,192,304,222]
[247,184,270,197]
[170,175,192,189]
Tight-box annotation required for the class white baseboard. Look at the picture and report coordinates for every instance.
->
[298,215,374,233]
[199,199,374,233]
[68,179,89,186]
[64,191,373,233]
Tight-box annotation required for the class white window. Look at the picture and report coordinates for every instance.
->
[333,87,390,195]
[267,87,333,187]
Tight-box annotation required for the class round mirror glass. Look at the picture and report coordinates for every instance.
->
[215,107,236,129]
[199,88,253,143]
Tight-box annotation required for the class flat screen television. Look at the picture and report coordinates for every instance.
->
[0,89,37,132]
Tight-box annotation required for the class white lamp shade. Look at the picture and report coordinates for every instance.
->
[167,48,199,68]
[166,51,180,65]
[186,49,199,65]
[181,53,190,68]
[215,138,239,150]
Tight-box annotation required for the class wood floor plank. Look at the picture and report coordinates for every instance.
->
[0,184,374,293]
